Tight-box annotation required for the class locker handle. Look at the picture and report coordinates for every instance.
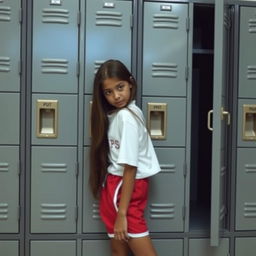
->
[207,110,213,131]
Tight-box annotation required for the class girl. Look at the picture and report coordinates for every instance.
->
[89,60,161,256]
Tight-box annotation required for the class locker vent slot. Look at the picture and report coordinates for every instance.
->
[247,66,256,80]
[0,6,11,21]
[40,203,67,220]
[244,202,256,218]
[149,203,175,219]
[96,11,122,27]
[152,62,178,78]
[40,163,67,173]
[153,14,178,29]
[0,57,10,72]
[92,203,101,219]
[160,164,176,173]
[94,60,105,74]
[248,19,256,33]
[0,203,8,220]
[245,164,256,173]
[41,59,68,74]
[42,8,69,24]
[0,162,9,172]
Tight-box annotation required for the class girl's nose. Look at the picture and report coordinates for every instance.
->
[113,91,120,99]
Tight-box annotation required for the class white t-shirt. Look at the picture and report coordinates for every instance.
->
[107,101,161,179]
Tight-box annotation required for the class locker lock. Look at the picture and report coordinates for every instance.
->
[147,103,167,140]
[243,104,256,141]
[36,100,58,138]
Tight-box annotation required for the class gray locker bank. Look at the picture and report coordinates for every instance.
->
[1,0,256,255]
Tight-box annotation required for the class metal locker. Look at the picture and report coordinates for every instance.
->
[31,146,77,233]
[30,240,76,256]
[0,93,20,144]
[0,241,19,256]
[31,94,78,145]
[189,238,229,256]
[0,146,19,233]
[83,147,106,233]
[83,240,111,256]
[142,97,186,147]
[237,99,256,147]
[85,0,132,94]
[146,148,185,232]
[236,148,256,230]
[143,2,188,97]
[152,239,183,256]
[0,0,20,92]
[32,0,79,93]
[235,237,256,256]
[238,7,256,98]
[84,95,92,146]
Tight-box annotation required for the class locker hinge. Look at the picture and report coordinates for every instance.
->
[77,11,81,26]
[75,162,79,176]
[76,206,78,221]
[18,206,21,220]
[182,206,186,220]
[76,62,80,77]
[19,9,22,24]
[185,66,189,81]
[130,14,133,29]
[183,162,187,177]
[18,160,22,176]
[186,17,190,32]
[19,61,22,75]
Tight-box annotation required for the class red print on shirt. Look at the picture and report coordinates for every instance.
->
[109,139,120,149]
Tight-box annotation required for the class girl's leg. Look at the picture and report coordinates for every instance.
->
[110,239,130,256]
[128,236,158,256]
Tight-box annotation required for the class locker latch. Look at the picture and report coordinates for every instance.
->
[243,104,256,141]
[36,99,58,138]
[147,103,167,140]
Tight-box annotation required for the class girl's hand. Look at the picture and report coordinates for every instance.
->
[114,213,129,242]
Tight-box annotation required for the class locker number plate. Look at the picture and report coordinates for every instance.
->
[50,0,62,5]
[161,5,172,11]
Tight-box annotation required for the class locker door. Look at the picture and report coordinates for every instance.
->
[83,147,106,233]
[0,241,19,256]
[210,0,230,246]
[31,240,76,256]
[0,147,19,233]
[85,0,132,93]
[238,7,256,98]
[189,238,229,256]
[83,240,110,256]
[146,148,185,232]
[0,0,20,92]
[32,0,79,93]
[0,93,20,144]
[31,147,77,233]
[143,2,188,97]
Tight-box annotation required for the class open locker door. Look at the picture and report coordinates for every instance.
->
[209,0,230,246]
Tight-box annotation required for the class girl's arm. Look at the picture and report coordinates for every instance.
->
[114,164,136,241]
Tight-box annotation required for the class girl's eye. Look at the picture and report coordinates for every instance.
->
[117,84,124,90]
[104,90,111,96]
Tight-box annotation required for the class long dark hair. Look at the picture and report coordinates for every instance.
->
[89,59,137,198]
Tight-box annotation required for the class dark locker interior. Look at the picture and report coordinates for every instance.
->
[190,4,214,230]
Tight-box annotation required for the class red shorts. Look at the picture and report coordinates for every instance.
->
[99,174,149,238]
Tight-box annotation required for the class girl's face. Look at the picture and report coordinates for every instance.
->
[102,78,132,109]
